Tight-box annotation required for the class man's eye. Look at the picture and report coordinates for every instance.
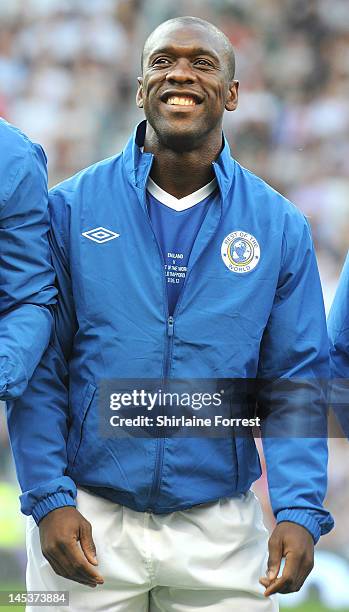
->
[194,59,215,69]
[152,58,171,66]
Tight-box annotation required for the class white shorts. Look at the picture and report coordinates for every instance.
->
[26,488,279,612]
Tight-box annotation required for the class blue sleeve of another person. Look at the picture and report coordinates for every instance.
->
[0,124,57,399]
[328,252,349,437]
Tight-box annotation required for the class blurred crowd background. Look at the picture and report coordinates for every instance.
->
[1,0,349,609]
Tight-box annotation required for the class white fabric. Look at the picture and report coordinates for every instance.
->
[147,177,217,211]
[26,488,279,612]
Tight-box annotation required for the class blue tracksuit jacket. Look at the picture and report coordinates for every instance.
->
[7,121,334,543]
[328,252,349,435]
[0,118,56,399]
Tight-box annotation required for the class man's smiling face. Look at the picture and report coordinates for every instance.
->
[137,21,239,151]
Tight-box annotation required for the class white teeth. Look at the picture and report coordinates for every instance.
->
[166,96,196,106]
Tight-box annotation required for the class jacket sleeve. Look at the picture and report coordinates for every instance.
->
[0,143,57,399]
[257,212,334,544]
[327,252,349,436]
[6,190,77,523]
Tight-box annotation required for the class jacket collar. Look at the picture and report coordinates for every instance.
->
[122,120,236,202]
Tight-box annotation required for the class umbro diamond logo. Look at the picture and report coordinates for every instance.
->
[82,227,120,244]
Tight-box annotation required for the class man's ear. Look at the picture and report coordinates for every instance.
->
[136,77,144,108]
[225,80,239,112]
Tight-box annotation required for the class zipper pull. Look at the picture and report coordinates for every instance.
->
[168,316,174,336]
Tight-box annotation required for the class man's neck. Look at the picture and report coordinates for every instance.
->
[143,128,222,199]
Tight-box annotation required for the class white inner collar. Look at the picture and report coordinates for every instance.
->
[147,176,218,211]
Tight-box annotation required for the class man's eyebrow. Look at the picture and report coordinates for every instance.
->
[147,46,221,62]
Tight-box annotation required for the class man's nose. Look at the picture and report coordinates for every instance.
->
[165,59,196,84]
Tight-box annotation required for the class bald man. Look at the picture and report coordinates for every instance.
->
[8,17,332,612]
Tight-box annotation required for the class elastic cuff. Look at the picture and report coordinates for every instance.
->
[276,509,321,544]
[0,380,7,397]
[0,358,27,400]
[32,492,76,525]
[0,362,9,399]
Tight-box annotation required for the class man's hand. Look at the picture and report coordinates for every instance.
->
[259,521,314,597]
[39,507,105,588]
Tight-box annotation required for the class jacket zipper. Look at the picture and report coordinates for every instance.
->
[165,315,174,370]
[148,259,198,508]
[148,314,174,509]
[137,178,174,510]
[141,188,191,508]
[138,171,221,510]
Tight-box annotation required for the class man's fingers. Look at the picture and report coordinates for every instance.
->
[266,533,283,582]
[259,576,271,588]
[46,556,97,588]
[264,553,298,597]
[43,553,69,581]
[263,550,313,597]
[263,573,293,597]
[79,520,98,566]
[43,548,97,588]
[62,540,104,584]
[44,538,104,586]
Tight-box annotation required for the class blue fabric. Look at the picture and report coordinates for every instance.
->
[7,121,333,542]
[147,191,215,314]
[328,252,349,436]
[0,118,56,399]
